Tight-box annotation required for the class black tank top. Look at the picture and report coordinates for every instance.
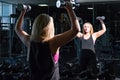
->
[80,35,95,52]
[29,41,60,80]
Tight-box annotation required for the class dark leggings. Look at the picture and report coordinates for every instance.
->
[79,49,98,74]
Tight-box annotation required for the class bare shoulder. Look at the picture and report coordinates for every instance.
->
[77,32,83,38]
[24,35,30,48]
[48,34,60,46]
[92,30,104,39]
[92,33,98,41]
[47,37,59,54]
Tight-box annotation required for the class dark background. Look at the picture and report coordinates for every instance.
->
[0,1,120,79]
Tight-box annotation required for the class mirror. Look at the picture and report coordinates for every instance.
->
[0,1,120,79]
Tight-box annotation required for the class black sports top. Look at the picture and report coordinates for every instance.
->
[29,41,60,80]
[80,35,95,52]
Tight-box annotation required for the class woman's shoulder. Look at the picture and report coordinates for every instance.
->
[77,32,83,38]
[30,40,49,46]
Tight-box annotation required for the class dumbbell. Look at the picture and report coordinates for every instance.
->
[56,0,80,9]
[96,16,105,20]
[17,4,31,11]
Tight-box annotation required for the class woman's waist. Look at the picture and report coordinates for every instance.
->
[81,48,95,53]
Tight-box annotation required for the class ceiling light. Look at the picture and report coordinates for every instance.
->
[38,4,48,6]
[88,7,93,10]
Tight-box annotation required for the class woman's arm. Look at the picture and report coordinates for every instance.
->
[15,9,30,48]
[93,19,106,39]
[76,17,83,38]
[51,2,80,48]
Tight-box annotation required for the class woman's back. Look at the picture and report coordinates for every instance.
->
[29,41,60,80]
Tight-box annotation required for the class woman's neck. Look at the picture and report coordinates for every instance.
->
[84,32,90,35]
[83,33,91,39]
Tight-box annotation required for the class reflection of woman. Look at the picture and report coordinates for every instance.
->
[76,19,106,78]
[15,2,80,80]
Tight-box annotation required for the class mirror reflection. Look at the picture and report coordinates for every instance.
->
[0,1,120,80]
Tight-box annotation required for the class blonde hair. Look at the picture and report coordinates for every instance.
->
[30,14,54,41]
[82,22,94,34]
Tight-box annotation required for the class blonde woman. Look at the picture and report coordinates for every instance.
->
[15,2,80,80]
[76,19,106,78]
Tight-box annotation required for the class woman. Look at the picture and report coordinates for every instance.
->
[76,18,106,78]
[15,2,80,80]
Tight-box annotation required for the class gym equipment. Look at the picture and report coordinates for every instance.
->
[17,4,31,11]
[96,16,105,20]
[56,0,80,9]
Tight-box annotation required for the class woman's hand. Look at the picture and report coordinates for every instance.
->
[64,1,73,10]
